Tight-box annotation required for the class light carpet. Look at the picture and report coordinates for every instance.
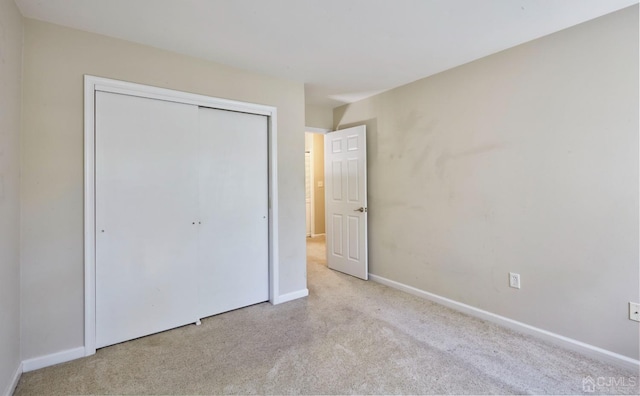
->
[14,236,639,395]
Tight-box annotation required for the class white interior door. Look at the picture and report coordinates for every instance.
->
[325,125,368,279]
[95,92,200,348]
[197,107,269,318]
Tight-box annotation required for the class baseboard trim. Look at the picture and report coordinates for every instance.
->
[2,362,22,396]
[22,347,85,372]
[273,288,309,305]
[369,273,640,371]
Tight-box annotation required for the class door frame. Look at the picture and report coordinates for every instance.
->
[304,127,329,237]
[304,132,314,237]
[83,75,280,356]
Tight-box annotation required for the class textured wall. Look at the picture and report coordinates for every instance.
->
[21,19,306,360]
[0,0,22,393]
[305,104,333,130]
[334,6,639,358]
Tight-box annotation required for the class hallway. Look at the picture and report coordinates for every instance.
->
[306,235,326,267]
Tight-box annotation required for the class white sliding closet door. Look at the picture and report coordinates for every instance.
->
[95,92,200,348]
[95,92,270,349]
[197,107,269,317]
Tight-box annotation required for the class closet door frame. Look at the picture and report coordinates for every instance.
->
[83,75,280,356]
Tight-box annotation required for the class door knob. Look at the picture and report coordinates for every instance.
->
[354,207,367,213]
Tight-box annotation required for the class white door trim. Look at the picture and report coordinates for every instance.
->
[305,126,330,134]
[84,75,280,356]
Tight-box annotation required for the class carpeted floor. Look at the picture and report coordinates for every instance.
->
[14,235,639,395]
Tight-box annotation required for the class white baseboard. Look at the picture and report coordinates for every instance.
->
[22,346,85,372]
[273,288,309,305]
[369,274,640,371]
[2,362,22,396]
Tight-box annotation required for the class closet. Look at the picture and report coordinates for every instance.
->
[94,91,268,348]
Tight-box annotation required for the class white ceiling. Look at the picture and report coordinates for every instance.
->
[15,0,638,108]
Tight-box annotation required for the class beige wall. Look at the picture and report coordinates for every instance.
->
[305,104,333,130]
[21,19,306,360]
[0,0,23,392]
[312,133,325,235]
[334,6,639,359]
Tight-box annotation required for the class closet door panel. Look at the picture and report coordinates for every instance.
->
[95,92,199,348]
[197,107,269,317]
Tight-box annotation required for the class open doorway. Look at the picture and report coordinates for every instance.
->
[305,129,327,267]
[306,125,369,279]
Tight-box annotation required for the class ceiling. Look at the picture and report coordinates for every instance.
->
[15,0,638,108]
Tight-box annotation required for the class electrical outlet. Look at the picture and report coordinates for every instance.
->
[509,272,521,289]
[629,302,640,322]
